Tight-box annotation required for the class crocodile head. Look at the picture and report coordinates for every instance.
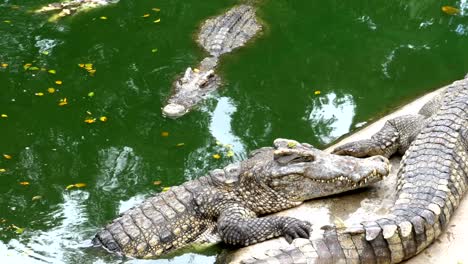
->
[163,57,220,118]
[247,138,390,202]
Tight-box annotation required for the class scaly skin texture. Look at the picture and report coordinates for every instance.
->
[92,139,389,258]
[162,5,261,118]
[239,76,468,263]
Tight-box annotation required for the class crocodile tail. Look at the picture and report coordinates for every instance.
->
[242,216,442,264]
[242,82,468,264]
[93,176,217,258]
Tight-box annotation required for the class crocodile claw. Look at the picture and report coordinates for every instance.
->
[283,219,312,243]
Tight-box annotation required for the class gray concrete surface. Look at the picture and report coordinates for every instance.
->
[223,86,467,263]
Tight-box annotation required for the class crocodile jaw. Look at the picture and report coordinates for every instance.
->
[264,139,390,202]
[163,67,219,118]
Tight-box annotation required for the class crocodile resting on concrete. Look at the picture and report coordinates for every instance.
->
[162,5,261,118]
[34,0,118,21]
[92,139,389,258]
[236,76,468,263]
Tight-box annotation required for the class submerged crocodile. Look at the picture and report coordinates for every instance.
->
[92,138,389,258]
[162,5,261,118]
[237,76,468,263]
[34,0,118,21]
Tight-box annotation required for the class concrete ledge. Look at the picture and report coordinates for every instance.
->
[223,84,467,263]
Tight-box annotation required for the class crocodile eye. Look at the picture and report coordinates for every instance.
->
[290,156,315,163]
[275,154,315,165]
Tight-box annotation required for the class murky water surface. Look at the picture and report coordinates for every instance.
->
[1,0,467,263]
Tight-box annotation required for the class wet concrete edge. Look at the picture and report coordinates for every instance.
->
[225,84,467,263]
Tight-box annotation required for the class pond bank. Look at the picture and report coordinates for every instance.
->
[222,78,468,263]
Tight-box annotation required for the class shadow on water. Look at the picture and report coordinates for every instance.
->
[0,0,467,263]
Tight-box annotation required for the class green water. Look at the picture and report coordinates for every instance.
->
[0,0,467,263]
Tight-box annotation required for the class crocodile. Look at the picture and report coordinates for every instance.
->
[162,5,261,118]
[236,76,468,263]
[92,138,390,258]
[34,0,118,21]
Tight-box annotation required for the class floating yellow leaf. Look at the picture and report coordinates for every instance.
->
[152,8,160,12]
[23,63,32,70]
[161,131,169,137]
[81,63,96,75]
[161,187,170,192]
[1,114,7,118]
[176,143,185,147]
[86,111,92,115]
[32,196,42,201]
[154,18,161,23]
[142,14,150,18]
[100,16,107,20]
[3,154,12,159]
[84,117,96,124]
[28,66,39,71]
[227,150,234,157]
[1,63,8,68]
[314,90,321,95]
[47,88,55,93]
[58,98,68,106]
[151,48,158,53]
[35,92,44,96]
[41,51,49,55]
[213,154,221,159]
[19,181,30,186]
[287,141,297,148]
[65,183,86,190]
[88,91,95,97]
[193,68,200,73]
[153,180,162,185]
[55,80,62,85]
[0,168,6,172]
[3,20,11,24]
[442,6,460,15]
[99,116,108,122]
[12,225,24,234]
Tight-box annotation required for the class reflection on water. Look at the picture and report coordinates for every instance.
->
[356,15,377,31]
[209,97,246,156]
[1,0,468,263]
[382,44,431,79]
[2,191,90,263]
[305,93,355,145]
[183,97,246,180]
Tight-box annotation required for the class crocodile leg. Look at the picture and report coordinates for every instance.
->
[217,205,311,246]
[333,114,427,158]
[238,80,468,264]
